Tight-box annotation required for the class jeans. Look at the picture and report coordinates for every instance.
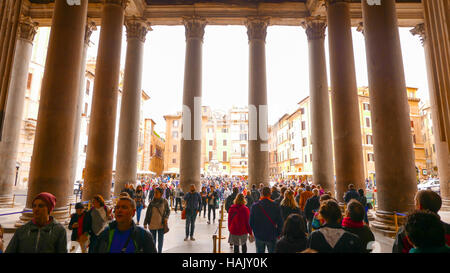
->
[208,204,216,222]
[185,209,197,237]
[175,198,183,212]
[150,229,165,253]
[136,205,143,223]
[255,238,276,253]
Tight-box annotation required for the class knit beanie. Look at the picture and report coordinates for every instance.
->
[33,192,56,213]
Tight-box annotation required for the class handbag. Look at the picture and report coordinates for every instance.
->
[181,209,186,220]
[156,204,170,234]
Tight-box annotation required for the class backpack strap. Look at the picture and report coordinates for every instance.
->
[107,229,115,252]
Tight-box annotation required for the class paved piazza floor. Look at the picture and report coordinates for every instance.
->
[1,191,449,253]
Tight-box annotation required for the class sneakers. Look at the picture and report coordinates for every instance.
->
[207,220,210,224]
[190,236,195,241]
[184,237,189,241]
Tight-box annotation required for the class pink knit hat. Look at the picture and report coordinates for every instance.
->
[33,192,56,213]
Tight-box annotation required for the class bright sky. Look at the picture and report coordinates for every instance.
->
[87,25,429,137]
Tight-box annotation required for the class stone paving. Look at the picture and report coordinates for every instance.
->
[1,193,449,253]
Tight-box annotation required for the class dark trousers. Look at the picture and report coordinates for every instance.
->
[185,209,197,237]
[201,202,207,217]
[208,204,216,221]
[175,198,183,212]
[88,234,99,253]
[234,244,247,253]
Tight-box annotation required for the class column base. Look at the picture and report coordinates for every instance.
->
[441,199,450,211]
[15,206,71,227]
[0,194,14,208]
[369,210,407,237]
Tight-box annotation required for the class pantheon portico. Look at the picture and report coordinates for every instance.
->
[0,0,448,236]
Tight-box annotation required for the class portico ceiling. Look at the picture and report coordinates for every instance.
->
[24,0,424,27]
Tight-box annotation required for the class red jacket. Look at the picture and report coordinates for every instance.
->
[228,204,253,236]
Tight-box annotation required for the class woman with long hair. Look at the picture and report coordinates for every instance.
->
[85,194,111,253]
[228,193,253,253]
[280,190,301,223]
[135,185,145,225]
[275,214,307,253]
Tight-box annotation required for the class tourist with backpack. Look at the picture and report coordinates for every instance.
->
[96,196,157,253]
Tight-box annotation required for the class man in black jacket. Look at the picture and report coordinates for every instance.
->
[304,189,320,233]
[343,184,360,204]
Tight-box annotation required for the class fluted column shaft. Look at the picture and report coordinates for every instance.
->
[303,18,334,193]
[362,0,416,233]
[0,17,37,207]
[114,18,150,196]
[421,0,450,209]
[83,0,126,202]
[246,18,269,189]
[17,0,88,225]
[411,22,450,210]
[326,0,365,202]
[179,17,205,193]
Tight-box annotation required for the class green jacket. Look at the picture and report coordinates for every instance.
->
[5,217,67,253]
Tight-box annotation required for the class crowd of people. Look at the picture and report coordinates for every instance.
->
[0,175,449,253]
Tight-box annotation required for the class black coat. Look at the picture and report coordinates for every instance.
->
[275,235,307,253]
[304,195,320,221]
[308,224,364,253]
[343,226,375,253]
[280,205,301,223]
[344,189,360,204]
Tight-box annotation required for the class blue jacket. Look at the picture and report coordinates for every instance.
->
[249,199,283,242]
[344,189,360,204]
[184,191,202,211]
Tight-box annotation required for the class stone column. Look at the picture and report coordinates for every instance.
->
[83,0,127,203]
[246,17,269,189]
[0,16,37,207]
[67,20,96,205]
[16,0,88,225]
[114,18,151,196]
[302,17,334,193]
[179,17,206,193]
[326,0,365,203]
[362,0,417,234]
[411,23,450,210]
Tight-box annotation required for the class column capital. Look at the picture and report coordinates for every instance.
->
[301,17,327,41]
[356,21,364,35]
[125,17,152,43]
[183,16,207,41]
[84,20,97,46]
[324,0,351,8]
[410,23,426,46]
[103,0,129,9]
[18,16,38,43]
[245,17,270,42]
